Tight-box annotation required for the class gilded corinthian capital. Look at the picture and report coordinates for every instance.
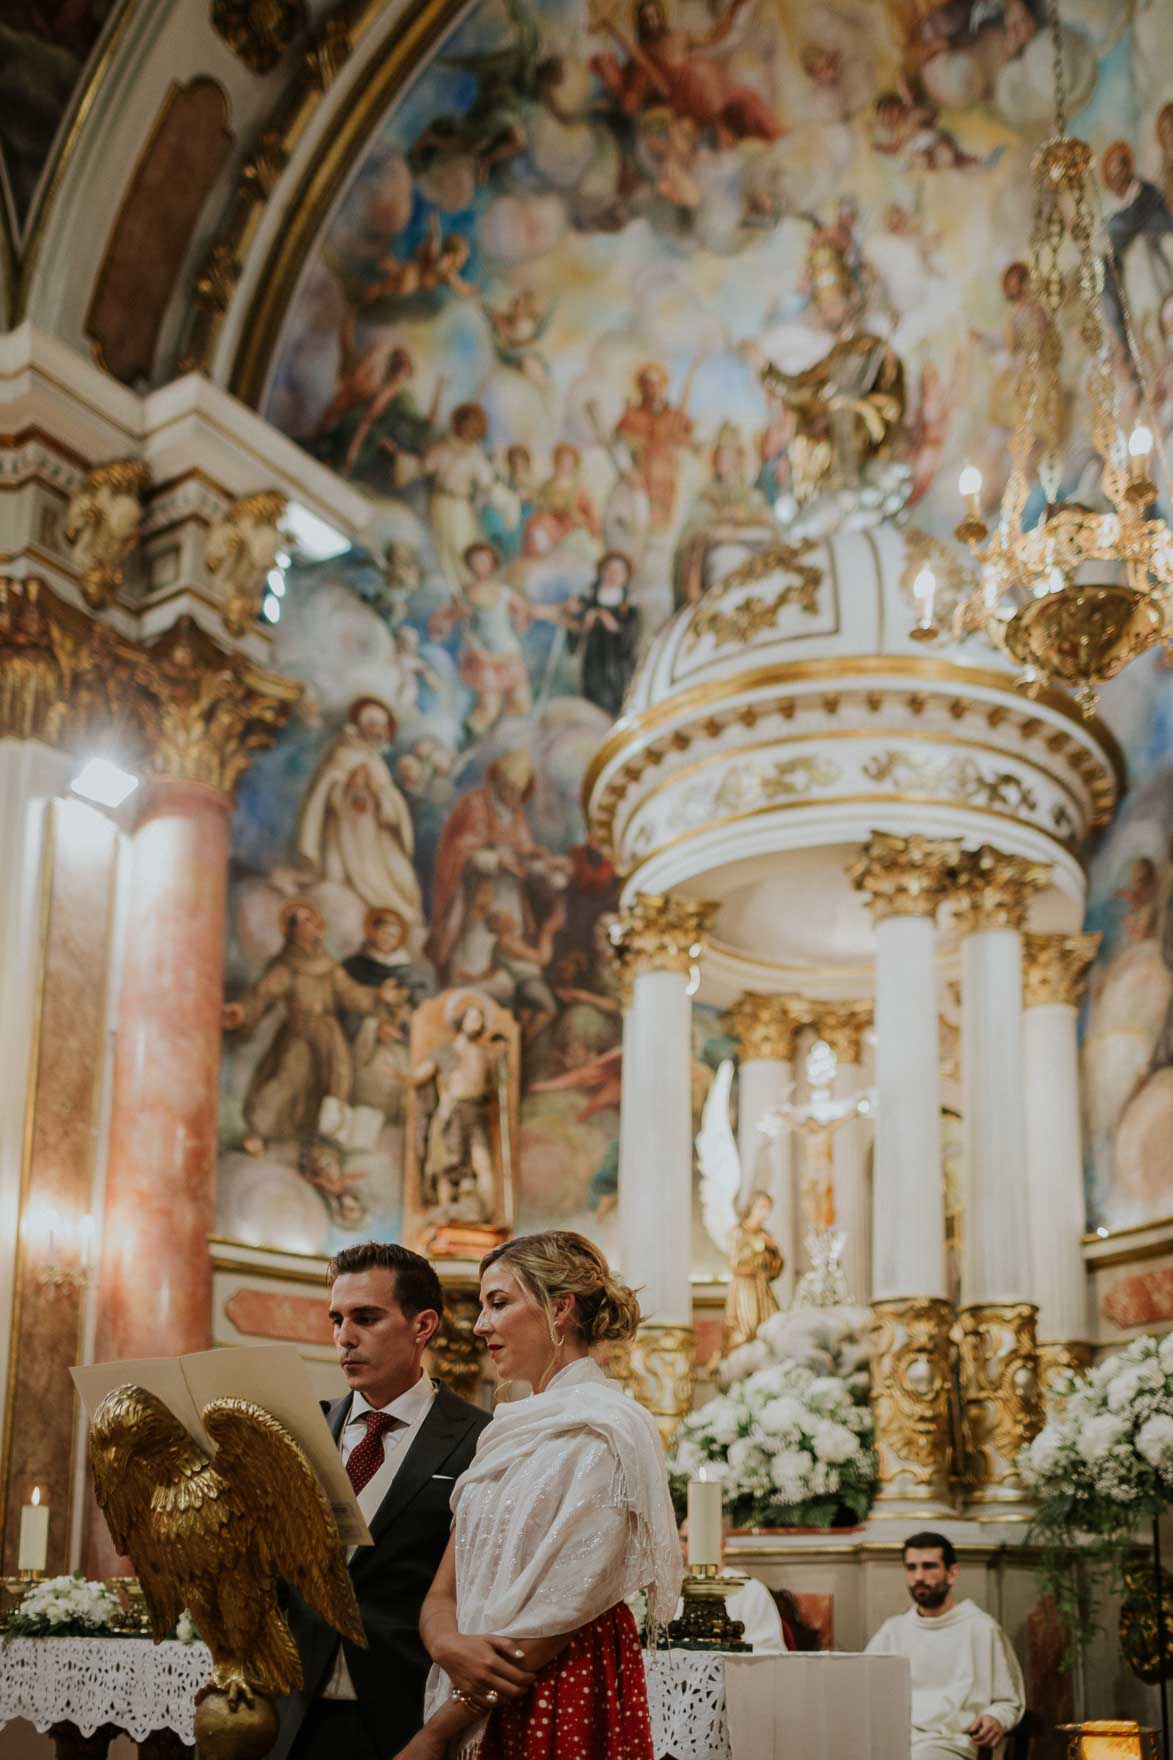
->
[847,832,962,921]
[611,893,717,977]
[1022,932,1101,1008]
[813,1001,873,1065]
[723,992,810,1062]
[0,580,299,798]
[951,845,1051,934]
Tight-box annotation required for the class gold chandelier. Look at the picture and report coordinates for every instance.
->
[909,0,1173,714]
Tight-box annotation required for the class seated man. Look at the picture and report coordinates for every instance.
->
[866,1532,1025,1759]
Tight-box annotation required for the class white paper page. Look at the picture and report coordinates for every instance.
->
[180,1345,371,1547]
[70,1357,212,1452]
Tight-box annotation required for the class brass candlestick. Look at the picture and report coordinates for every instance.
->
[668,1564,750,1651]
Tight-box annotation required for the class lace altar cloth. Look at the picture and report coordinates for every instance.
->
[0,1637,210,1742]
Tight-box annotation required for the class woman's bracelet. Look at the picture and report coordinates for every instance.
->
[451,1687,477,1710]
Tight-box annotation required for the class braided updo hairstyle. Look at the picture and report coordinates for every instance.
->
[480,1231,642,1346]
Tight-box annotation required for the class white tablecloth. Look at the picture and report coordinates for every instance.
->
[0,1638,208,1742]
[0,1639,908,1760]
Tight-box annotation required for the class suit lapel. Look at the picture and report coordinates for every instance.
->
[365,1389,475,1545]
[327,1393,352,1444]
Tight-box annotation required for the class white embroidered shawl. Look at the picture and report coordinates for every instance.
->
[424,1358,682,1727]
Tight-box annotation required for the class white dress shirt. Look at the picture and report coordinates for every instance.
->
[322,1371,438,1700]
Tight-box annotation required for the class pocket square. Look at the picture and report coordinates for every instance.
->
[432,1473,456,1481]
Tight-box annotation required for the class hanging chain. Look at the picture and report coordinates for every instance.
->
[1046,0,1067,142]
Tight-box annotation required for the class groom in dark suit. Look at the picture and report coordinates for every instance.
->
[273,1241,491,1760]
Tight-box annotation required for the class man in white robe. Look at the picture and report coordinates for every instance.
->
[866,1532,1025,1760]
[297,697,422,925]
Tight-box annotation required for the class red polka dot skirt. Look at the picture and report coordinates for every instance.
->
[479,1602,653,1760]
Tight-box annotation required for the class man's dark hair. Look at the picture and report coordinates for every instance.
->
[902,1530,956,1568]
[327,1241,444,1319]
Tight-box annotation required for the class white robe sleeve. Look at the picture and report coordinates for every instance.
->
[727,1577,788,1655]
[981,1624,1026,1731]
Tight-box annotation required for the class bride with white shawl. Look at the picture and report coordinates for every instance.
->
[392,1230,682,1760]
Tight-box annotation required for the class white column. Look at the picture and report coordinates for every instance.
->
[726,994,802,1310]
[1022,933,1099,1348]
[850,834,958,1510]
[873,912,948,1301]
[619,964,693,1325]
[819,1005,873,1308]
[954,845,1050,1507]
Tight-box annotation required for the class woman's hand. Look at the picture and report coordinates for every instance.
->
[434,1631,535,1704]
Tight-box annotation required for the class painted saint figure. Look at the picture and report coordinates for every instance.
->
[589,0,782,145]
[221,901,404,1155]
[614,362,695,532]
[566,549,640,718]
[296,696,423,924]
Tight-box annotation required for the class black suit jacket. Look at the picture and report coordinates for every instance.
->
[272,1383,491,1760]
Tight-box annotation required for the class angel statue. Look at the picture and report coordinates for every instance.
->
[90,1386,364,1755]
[698,1060,785,1355]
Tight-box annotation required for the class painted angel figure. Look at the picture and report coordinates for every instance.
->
[697,1060,785,1354]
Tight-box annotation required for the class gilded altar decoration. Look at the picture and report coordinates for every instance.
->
[957,1302,1042,1503]
[205,490,288,636]
[64,459,150,609]
[405,989,520,1257]
[623,1324,695,1449]
[89,1386,363,1714]
[212,0,307,73]
[860,750,1038,816]
[1022,933,1101,1009]
[683,540,823,652]
[1120,1558,1173,1686]
[429,1286,484,1402]
[870,1297,955,1509]
[609,893,716,977]
[1036,1339,1093,1407]
[0,576,93,744]
[848,831,962,921]
[239,130,290,202]
[722,992,809,1064]
[951,844,1051,935]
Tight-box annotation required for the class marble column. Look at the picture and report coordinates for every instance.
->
[815,1003,873,1308]
[953,845,1050,1507]
[723,993,807,1309]
[1022,931,1100,1402]
[86,618,298,1573]
[849,833,959,1512]
[613,892,715,1445]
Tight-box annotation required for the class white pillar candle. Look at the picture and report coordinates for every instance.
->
[19,1487,48,1572]
[687,1475,722,1568]
[619,966,693,1324]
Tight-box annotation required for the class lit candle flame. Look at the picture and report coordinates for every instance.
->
[959,464,982,498]
[1128,425,1153,459]
[31,1486,40,1507]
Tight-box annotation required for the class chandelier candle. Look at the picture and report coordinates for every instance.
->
[687,1474,723,1568]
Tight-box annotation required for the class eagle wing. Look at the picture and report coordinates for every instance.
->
[88,1386,199,1643]
[202,1399,366,1652]
[697,1059,743,1254]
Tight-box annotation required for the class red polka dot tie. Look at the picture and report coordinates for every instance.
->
[345,1409,401,1495]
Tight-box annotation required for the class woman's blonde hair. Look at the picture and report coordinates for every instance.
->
[480,1231,642,1346]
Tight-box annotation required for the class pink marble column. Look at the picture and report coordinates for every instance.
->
[94,780,232,1367]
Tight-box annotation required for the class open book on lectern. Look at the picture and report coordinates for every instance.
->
[71,1343,372,1547]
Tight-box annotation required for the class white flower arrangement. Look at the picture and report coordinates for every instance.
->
[1025,1333,1173,1516]
[667,1359,877,1529]
[1022,1332,1173,1659]
[6,1573,121,1638]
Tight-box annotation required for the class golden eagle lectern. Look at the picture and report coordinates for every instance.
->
[90,1385,365,1757]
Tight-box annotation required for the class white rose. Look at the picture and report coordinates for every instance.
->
[1137,1414,1173,1472]
[729,1437,769,1476]
[813,1420,860,1464]
[1029,1425,1064,1477]
[1158,1333,1173,1369]
[705,1400,743,1445]
[1107,1366,1146,1412]
[672,1439,705,1477]
[769,1447,812,1497]
[1077,1413,1129,1463]
[759,1395,807,1437]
